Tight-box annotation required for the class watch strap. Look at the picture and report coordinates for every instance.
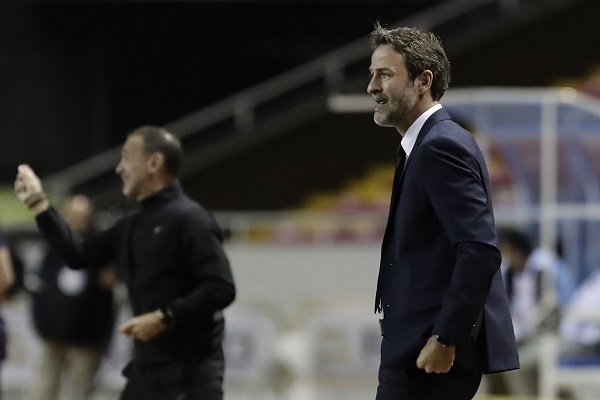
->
[434,334,455,347]
[158,307,174,326]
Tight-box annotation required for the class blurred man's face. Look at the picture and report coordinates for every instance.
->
[115,134,152,201]
[62,196,93,232]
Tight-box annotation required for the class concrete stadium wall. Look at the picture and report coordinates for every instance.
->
[225,243,381,317]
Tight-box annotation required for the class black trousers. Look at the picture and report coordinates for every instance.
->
[119,347,224,400]
[376,364,482,400]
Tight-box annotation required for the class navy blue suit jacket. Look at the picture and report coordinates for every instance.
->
[376,108,519,374]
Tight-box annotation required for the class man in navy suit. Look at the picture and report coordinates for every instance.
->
[368,24,519,400]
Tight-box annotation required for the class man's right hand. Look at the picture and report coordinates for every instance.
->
[14,164,49,214]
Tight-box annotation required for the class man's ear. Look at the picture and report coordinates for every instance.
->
[148,152,165,173]
[419,70,434,94]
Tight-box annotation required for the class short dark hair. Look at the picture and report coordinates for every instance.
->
[369,23,451,101]
[498,227,534,257]
[129,125,183,177]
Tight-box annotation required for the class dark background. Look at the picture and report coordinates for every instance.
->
[2,0,600,210]
[0,0,442,181]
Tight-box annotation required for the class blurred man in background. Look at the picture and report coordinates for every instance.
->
[0,227,16,400]
[14,125,236,400]
[28,194,117,400]
[489,227,573,396]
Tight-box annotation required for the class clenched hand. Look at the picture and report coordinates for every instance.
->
[416,335,455,373]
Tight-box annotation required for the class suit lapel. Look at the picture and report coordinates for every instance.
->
[388,109,452,210]
[399,108,452,180]
[381,108,453,249]
[376,108,453,312]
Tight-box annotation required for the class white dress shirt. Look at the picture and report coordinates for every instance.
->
[401,103,443,158]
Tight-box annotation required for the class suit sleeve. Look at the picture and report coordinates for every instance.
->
[421,135,502,345]
[167,210,236,322]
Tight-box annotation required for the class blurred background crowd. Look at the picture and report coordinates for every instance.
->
[2,0,600,399]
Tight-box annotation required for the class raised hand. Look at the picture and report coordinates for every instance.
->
[14,164,48,212]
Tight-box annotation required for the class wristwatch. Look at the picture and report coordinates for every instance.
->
[434,334,455,347]
[158,307,174,327]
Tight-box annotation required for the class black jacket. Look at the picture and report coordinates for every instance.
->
[36,182,236,363]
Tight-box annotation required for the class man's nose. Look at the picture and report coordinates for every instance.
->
[367,77,380,94]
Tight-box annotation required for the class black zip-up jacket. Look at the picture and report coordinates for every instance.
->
[35,182,236,363]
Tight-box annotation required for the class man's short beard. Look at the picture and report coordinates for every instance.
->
[374,112,392,127]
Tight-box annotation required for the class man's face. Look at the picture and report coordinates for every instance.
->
[61,196,93,233]
[367,44,419,131]
[115,134,152,200]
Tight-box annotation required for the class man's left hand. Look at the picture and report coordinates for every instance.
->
[119,311,166,342]
[416,335,455,373]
